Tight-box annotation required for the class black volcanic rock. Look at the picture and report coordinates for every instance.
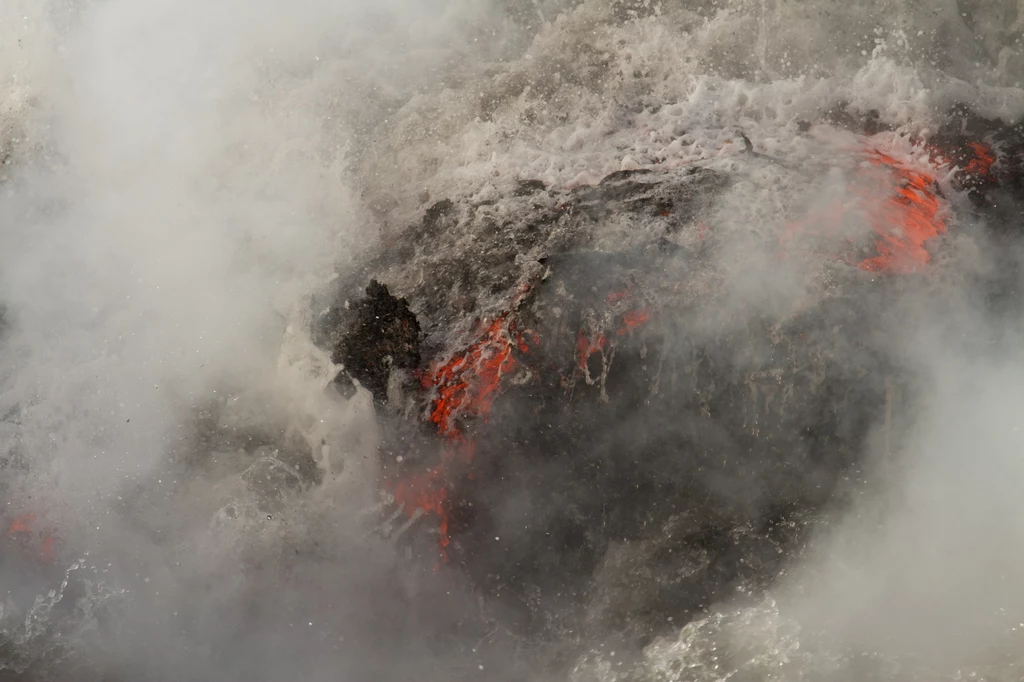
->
[318,162,893,638]
[318,161,885,642]
[333,280,421,405]
[317,111,1024,650]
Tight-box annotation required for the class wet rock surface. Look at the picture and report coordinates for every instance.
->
[321,111,1024,655]
[323,157,894,647]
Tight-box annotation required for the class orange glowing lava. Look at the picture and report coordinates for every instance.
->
[928,140,996,185]
[6,512,58,565]
[617,308,651,336]
[391,471,452,548]
[607,288,634,303]
[7,513,35,535]
[576,331,607,372]
[857,150,946,274]
[427,315,526,439]
[390,313,532,557]
[784,143,949,275]
[964,142,996,181]
[39,535,57,564]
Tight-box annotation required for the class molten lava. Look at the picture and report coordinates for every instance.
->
[927,139,996,186]
[964,141,996,181]
[856,150,947,274]
[785,143,949,275]
[386,135,973,558]
[607,288,634,304]
[427,314,528,439]
[577,331,608,372]
[390,313,532,557]
[7,513,35,535]
[617,308,651,336]
[6,512,58,565]
[580,287,652,369]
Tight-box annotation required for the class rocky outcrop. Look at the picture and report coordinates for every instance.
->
[321,111,1024,648]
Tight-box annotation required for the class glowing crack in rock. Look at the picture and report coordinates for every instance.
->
[785,140,951,275]
[389,313,532,558]
[856,149,948,274]
[617,308,651,336]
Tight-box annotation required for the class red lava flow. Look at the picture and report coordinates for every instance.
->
[389,314,531,558]
[6,512,59,565]
[784,142,951,275]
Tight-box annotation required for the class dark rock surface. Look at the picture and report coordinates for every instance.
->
[332,280,421,405]
[320,111,1024,651]
[323,158,886,644]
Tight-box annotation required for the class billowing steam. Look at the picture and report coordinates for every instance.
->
[0,0,509,678]
[4,0,1024,680]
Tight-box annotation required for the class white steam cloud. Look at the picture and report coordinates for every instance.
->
[0,0,508,511]
[5,0,1024,680]
[0,0,511,678]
